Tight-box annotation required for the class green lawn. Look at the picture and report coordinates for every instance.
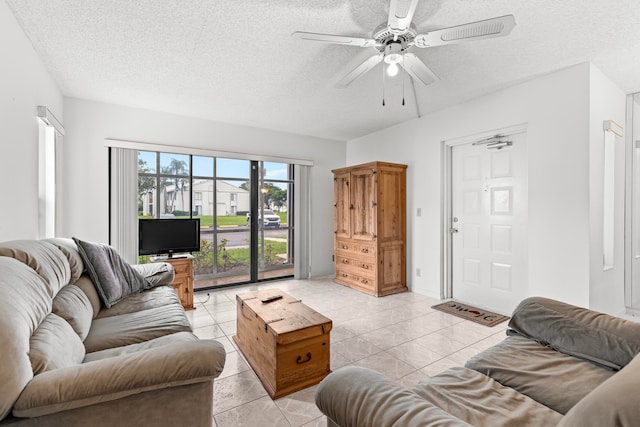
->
[138,214,288,227]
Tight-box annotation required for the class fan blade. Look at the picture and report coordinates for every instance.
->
[388,0,420,33]
[400,53,438,86]
[292,31,376,48]
[335,54,383,88]
[414,15,516,48]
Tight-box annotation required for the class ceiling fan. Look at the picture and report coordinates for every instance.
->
[292,0,515,89]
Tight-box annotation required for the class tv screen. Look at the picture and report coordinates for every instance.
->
[139,218,201,257]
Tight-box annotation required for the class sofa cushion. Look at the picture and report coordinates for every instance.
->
[558,353,640,427]
[84,331,199,362]
[95,285,182,319]
[412,367,563,427]
[75,274,102,318]
[465,335,615,414]
[0,240,70,298]
[44,238,85,285]
[508,297,640,370]
[73,238,151,308]
[52,284,94,341]
[0,257,51,421]
[84,304,192,353]
[29,314,85,375]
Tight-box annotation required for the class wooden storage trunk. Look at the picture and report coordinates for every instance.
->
[233,289,332,399]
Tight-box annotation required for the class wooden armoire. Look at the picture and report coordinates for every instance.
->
[332,161,407,297]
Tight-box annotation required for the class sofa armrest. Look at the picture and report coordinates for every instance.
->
[315,366,472,427]
[12,340,225,418]
[508,297,640,370]
[131,262,175,287]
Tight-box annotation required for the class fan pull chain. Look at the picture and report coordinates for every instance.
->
[382,61,386,106]
[402,54,405,106]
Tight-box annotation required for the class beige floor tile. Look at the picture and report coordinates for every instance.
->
[203,299,237,314]
[217,350,250,380]
[329,324,357,343]
[353,351,415,380]
[300,416,328,427]
[192,323,226,340]
[214,396,290,427]
[218,319,237,336]
[413,332,468,357]
[332,336,383,362]
[213,370,268,414]
[360,322,428,350]
[275,385,323,427]
[211,308,237,324]
[385,340,445,369]
[420,357,460,377]
[436,322,497,345]
[330,349,351,370]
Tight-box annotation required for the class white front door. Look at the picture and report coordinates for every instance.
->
[450,131,528,315]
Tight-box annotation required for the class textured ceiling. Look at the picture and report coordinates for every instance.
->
[7,0,640,141]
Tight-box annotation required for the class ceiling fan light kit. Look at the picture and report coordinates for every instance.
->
[292,0,516,98]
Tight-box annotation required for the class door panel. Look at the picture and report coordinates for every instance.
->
[378,169,405,242]
[350,169,376,241]
[451,132,527,314]
[334,172,351,239]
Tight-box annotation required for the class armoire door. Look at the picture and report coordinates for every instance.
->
[334,171,351,239]
[350,168,376,241]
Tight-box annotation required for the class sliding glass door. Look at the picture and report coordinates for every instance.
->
[137,151,294,289]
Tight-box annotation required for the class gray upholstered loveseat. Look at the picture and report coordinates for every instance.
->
[0,238,226,427]
[315,297,640,426]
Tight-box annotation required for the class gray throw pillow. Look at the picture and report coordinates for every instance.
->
[72,238,151,308]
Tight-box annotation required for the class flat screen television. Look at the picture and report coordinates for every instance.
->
[139,218,201,257]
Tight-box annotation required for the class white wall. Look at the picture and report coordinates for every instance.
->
[0,2,63,241]
[347,64,599,309]
[588,64,627,315]
[62,98,345,277]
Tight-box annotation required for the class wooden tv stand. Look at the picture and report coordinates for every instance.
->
[158,255,195,310]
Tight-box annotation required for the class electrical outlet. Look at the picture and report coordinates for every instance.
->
[417,207,422,217]
[416,268,421,277]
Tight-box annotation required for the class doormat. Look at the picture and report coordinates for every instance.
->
[431,301,509,327]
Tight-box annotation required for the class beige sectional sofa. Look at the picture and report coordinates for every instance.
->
[0,238,226,427]
[315,297,640,427]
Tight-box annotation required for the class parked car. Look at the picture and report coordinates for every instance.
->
[246,209,280,228]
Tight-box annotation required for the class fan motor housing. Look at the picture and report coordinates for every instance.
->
[372,23,417,52]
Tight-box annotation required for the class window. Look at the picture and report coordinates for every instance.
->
[137,151,295,288]
[37,106,64,238]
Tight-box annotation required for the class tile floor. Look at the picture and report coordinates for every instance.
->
[186,277,508,427]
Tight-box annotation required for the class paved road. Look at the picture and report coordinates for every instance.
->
[201,227,288,248]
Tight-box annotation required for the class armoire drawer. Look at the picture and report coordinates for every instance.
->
[335,255,376,278]
[335,241,376,258]
[334,269,375,291]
